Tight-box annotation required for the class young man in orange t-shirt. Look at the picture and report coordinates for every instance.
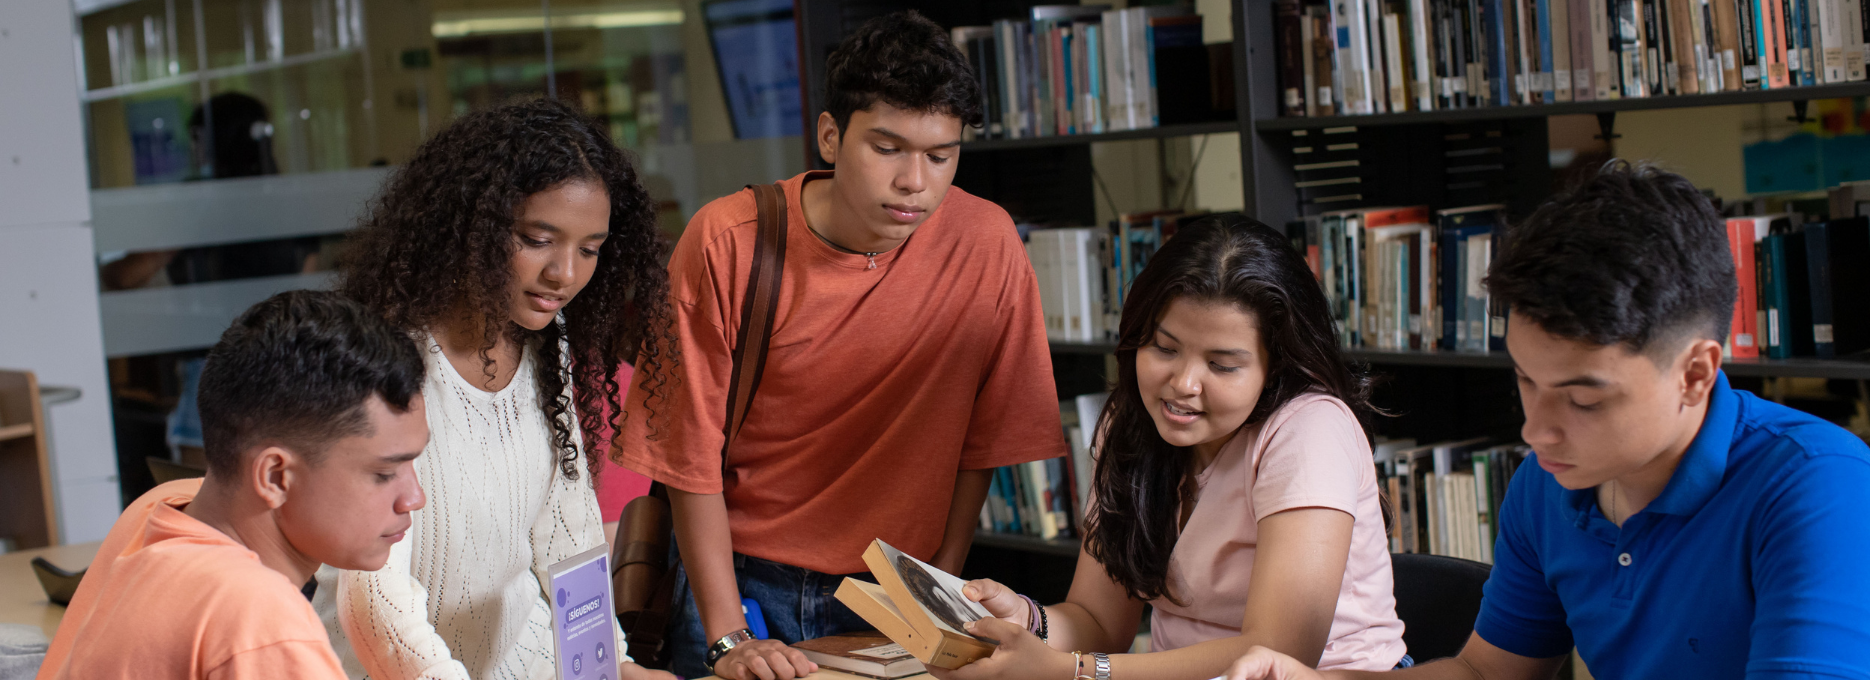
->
[611,10,1067,680]
[38,291,430,680]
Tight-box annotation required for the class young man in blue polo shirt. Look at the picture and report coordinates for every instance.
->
[1221,162,1870,680]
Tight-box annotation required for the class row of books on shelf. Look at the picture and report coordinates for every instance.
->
[1026,211,1216,344]
[1726,183,1870,359]
[1376,437,1530,561]
[977,393,1108,541]
[1273,0,1870,118]
[950,5,1226,142]
[1288,204,1512,352]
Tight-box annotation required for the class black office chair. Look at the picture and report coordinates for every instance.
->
[1391,553,1492,663]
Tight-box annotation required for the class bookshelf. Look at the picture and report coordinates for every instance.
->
[798,0,1868,564]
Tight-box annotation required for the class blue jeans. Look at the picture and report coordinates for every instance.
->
[668,549,872,679]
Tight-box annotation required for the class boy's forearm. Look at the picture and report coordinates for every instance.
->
[668,487,748,642]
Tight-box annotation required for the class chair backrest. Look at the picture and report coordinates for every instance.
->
[1390,553,1492,662]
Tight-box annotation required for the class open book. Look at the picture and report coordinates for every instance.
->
[833,539,997,669]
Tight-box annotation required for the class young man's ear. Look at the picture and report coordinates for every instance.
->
[249,445,298,510]
[816,111,842,166]
[1676,338,1725,409]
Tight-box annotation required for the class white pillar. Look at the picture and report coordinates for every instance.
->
[0,0,122,543]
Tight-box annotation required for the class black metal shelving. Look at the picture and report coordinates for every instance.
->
[972,529,1081,558]
[1253,81,1870,131]
[961,120,1240,152]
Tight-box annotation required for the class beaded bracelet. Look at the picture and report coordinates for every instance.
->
[1019,594,1049,642]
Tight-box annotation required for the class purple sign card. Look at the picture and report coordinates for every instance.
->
[548,545,616,680]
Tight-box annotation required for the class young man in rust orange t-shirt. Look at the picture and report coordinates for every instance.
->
[611,10,1066,680]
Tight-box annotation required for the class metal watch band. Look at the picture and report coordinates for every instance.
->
[1093,652,1111,680]
[705,628,756,667]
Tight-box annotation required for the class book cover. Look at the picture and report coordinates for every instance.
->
[857,541,997,668]
[792,632,928,679]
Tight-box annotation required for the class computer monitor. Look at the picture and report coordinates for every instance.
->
[703,0,804,139]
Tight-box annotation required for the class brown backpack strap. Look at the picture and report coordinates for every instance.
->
[721,183,787,475]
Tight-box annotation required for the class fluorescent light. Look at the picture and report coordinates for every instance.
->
[432,9,685,37]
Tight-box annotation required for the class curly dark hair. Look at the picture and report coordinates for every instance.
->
[339,98,675,483]
[1084,217,1377,605]
[1485,160,1735,360]
[824,10,984,134]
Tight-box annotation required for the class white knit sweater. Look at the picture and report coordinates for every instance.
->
[313,335,624,680]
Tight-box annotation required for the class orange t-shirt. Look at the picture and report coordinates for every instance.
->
[614,170,1066,574]
[37,479,348,680]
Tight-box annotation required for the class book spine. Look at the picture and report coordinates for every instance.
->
[1084,25,1104,133]
[1657,0,1680,91]
[1821,0,1850,80]
[1713,0,1743,87]
[1459,0,1480,104]
[1859,0,1870,78]
[1735,0,1762,87]
[1487,0,1514,103]
[1699,0,1720,91]
[1805,0,1823,84]
[1369,0,1392,111]
[1539,0,1560,99]
[1386,10,1410,109]
[1619,0,1646,96]
[1280,0,1309,115]
[1554,0,1578,98]
[1410,0,1438,108]
[1762,236,1790,359]
[1317,5,1344,114]
[1805,223,1836,358]
[1593,0,1616,96]
[1725,220,1759,358]
[1572,0,1596,97]
[1643,0,1664,94]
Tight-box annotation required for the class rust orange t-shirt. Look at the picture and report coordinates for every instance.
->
[614,170,1066,574]
[37,479,348,680]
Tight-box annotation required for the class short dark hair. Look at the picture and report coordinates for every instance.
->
[197,290,425,476]
[1485,161,1736,359]
[823,10,983,134]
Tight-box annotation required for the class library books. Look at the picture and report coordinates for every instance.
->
[1742,206,1869,360]
[1378,438,1528,562]
[1275,0,1870,117]
[953,6,1224,141]
[791,632,929,679]
[835,540,996,669]
[1289,204,1507,353]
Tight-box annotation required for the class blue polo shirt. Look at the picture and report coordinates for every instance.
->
[1474,372,1870,679]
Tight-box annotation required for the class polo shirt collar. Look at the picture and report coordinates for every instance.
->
[1561,371,1737,522]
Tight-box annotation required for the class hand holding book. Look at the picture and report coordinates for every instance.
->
[956,579,1032,630]
[923,617,1075,680]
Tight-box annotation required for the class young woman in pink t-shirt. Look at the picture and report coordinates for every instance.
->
[935,218,1407,680]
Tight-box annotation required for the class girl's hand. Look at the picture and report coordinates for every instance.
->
[959,579,1030,628]
[1222,646,1324,680]
[926,617,1073,680]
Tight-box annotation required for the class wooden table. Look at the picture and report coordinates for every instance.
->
[0,542,99,636]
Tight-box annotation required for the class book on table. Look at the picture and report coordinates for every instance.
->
[833,539,997,669]
[791,631,928,679]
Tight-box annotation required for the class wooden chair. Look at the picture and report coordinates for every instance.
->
[0,370,57,551]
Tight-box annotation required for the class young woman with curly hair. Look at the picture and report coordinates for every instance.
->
[311,98,676,680]
[930,218,1407,680]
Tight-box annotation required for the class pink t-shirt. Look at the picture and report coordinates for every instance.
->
[1147,392,1406,671]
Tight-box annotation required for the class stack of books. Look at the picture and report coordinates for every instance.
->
[951,5,1224,141]
[1288,204,1511,352]
[978,393,1107,542]
[1273,0,1870,117]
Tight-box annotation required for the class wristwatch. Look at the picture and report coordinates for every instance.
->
[705,628,757,668]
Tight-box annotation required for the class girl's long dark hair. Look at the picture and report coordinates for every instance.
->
[339,98,676,483]
[1083,216,1376,604]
